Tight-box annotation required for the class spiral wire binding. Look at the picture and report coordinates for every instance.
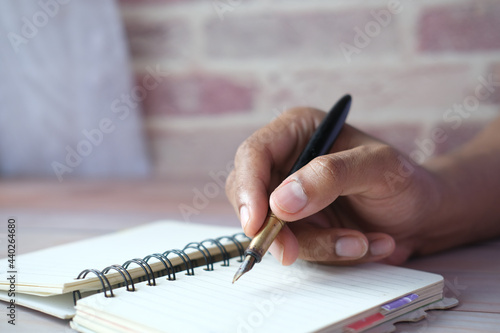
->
[184,242,214,271]
[163,249,195,276]
[102,265,135,291]
[123,258,156,286]
[202,238,229,266]
[73,232,251,305]
[143,253,175,280]
[72,269,114,306]
[229,232,248,262]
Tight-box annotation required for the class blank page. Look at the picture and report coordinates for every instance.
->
[72,255,443,333]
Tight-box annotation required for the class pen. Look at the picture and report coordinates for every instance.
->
[233,94,352,283]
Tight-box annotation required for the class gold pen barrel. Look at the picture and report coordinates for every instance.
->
[244,212,286,262]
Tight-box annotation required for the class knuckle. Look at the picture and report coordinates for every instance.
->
[300,236,321,260]
[366,143,415,194]
[300,233,335,261]
[236,133,268,158]
[374,144,410,175]
[235,142,261,169]
[372,144,399,162]
[364,143,403,174]
[235,139,253,158]
[309,155,347,184]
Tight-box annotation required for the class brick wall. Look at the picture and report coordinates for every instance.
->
[118,0,500,182]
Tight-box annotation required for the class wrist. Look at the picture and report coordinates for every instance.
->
[417,153,492,255]
[401,161,449,256]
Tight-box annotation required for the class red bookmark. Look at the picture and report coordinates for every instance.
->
[346,312,385,331]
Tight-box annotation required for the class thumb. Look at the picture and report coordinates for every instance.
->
[269,144,403,221]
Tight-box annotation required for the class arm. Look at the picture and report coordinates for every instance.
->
[419,117,500,255]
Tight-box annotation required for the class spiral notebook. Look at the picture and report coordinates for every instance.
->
[0,221,454,333]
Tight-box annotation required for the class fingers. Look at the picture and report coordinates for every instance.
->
[289,223,395,264]
[269,143,402,222]
[225,107,326,236]
[225,168,270,237]
[266,223,396,265]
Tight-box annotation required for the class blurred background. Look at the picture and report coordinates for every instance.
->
[0,0,499,230]
[1,0,500,183]
[122,0,500,180]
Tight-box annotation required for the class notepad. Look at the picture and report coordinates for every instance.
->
[0,221,455,332]
[0,221,249,318]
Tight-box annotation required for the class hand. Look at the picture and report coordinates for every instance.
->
[225,107,444,266]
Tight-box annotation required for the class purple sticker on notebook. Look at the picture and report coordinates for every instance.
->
[381,293,419,311]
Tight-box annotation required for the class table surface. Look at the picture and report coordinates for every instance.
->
[0,179,499,333]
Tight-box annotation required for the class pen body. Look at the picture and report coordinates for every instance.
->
[288,94,351,175]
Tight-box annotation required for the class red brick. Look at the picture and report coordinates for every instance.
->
[122,18,192,60]
[205,8,400,60]
[359,122,486,159]
[140,73,256,116]
[419,1,500,52]
[262,64,473,113]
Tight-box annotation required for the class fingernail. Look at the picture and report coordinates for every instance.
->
[335,237,368,258]
[370,238,393,256]
[272,180,307,214]
[239,205,250,231]
[268,241,284,264]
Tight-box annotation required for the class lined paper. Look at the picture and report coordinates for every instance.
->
[73,254,443,333]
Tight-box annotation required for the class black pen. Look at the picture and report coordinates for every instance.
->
[233,94,352,283]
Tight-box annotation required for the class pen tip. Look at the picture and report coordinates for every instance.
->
[232,271,243,284]
[232,255,256,284]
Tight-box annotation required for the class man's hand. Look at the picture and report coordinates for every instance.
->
[225,107,446,266]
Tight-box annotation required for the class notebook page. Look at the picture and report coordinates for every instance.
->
[73,255,443,333]
[0,221,243,295]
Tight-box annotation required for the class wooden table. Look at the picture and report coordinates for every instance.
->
[1,179,499,332]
